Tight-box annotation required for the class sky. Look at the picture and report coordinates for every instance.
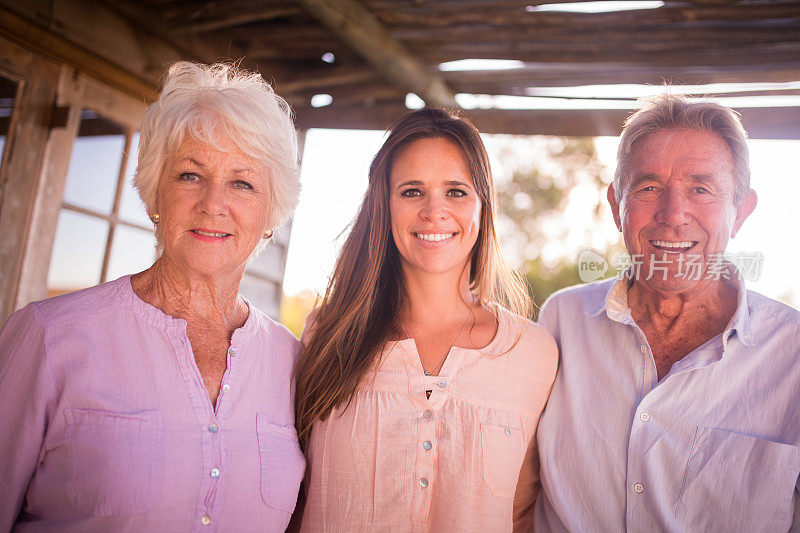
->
[284,129,800,307]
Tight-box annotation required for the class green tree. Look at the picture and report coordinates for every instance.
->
[486,135,623,314]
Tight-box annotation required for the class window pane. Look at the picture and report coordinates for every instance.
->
[118,132,150,226]
[239,274,280,319]
[62,111,126,215]
[106,225,156,280]
[47,209,109,296]
[0,76,18,169]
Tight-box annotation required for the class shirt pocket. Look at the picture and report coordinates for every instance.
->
[480,422,525,498]
[256,412,306,513]
[63,408,164,516]
[675,426,800,532]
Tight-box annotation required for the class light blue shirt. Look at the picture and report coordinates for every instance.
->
[534,271,800,532]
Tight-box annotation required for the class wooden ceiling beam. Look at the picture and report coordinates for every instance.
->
[293,0,458,108]
[276,66,380,94]
[444,66,800,93]
[372,2,800,27]
[424,44,800,68]
[172,7,304,34]
[294,102,800,139]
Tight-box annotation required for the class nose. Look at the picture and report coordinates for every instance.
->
[419,193,447,221]
[655,187,689,227]
[198,181,228,217]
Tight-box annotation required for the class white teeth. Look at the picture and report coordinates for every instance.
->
[414,233,454,242]
[194,230,229,237]
[650,240,695,248]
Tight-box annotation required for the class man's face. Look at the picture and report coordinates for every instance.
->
[608,129,756,295]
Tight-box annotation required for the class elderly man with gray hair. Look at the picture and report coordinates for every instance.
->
[534,94,800,531]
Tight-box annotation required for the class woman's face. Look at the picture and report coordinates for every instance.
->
[156,136,271,279]
[389,137,482,278]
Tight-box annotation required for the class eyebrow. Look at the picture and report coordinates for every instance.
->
[178,158,253,174]
[628,173,661,189]
[396,179,472,188]
[688,174,719,184]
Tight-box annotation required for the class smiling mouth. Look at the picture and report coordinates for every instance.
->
[649,240,698,253]
[413,232,455,242]
[192,229,231,238]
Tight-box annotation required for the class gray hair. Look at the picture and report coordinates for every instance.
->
[134,61,300,235]
[614,94,750,204]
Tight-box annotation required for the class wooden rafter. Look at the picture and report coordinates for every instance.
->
[293,0,458,108]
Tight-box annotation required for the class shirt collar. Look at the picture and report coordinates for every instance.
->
[589,262,755,347]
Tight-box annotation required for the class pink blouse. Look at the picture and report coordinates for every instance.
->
[0,275,305,532]
[300,306,558,532]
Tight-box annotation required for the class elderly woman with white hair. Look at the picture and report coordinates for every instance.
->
[0,61,304,531]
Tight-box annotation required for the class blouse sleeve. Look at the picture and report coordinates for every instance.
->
[0,304,58,529]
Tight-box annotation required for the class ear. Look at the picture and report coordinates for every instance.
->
[731,188,757,238]
[607,183,622,232]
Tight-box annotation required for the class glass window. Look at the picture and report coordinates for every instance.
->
[47,210,109,296]
[61,111,125,215]
[47,111,155,296]
[0,76,18,172]
[118,133,150,227]
[106,225,156,280]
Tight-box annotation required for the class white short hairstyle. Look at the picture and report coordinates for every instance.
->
[614,94,750,205]
[134,61,300,232]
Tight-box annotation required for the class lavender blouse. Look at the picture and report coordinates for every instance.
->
[0,275,305,532]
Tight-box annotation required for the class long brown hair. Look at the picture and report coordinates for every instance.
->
[293,108,531,445]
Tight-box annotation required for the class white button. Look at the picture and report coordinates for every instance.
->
[423,409,433,418]
[419,477,429,488]
[640,345,647,353]
[229,347,237,356]
[200,515,211,525]
[207,424,218,433]
[640,412,651,422]
[437,380,447,388]
[422,440,432,450]
[210,468,220,478]
[633,483,644,493]
[504,427,512,436]
[222,384,230,391]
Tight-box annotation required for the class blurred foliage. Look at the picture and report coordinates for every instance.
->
[280,290,319,338]
[488,135,623,316]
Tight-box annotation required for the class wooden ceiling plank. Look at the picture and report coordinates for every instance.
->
[423,43,800,67]
[277,67,379,94]
[294,102,800,139]
[0,5,157,100]
[99,0,242,63]
[293,0,458,107]
[371,2,800,27]
[172,7,304,34]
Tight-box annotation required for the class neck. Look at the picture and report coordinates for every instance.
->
[400,264,475,325]
[131,256,247,333]
[628,278,737,326]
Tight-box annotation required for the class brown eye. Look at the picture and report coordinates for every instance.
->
[180,172,200,181]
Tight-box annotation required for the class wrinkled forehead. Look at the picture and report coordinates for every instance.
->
[629,128,735,179]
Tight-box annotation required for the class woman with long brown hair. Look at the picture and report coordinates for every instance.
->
[294,108,557,532]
